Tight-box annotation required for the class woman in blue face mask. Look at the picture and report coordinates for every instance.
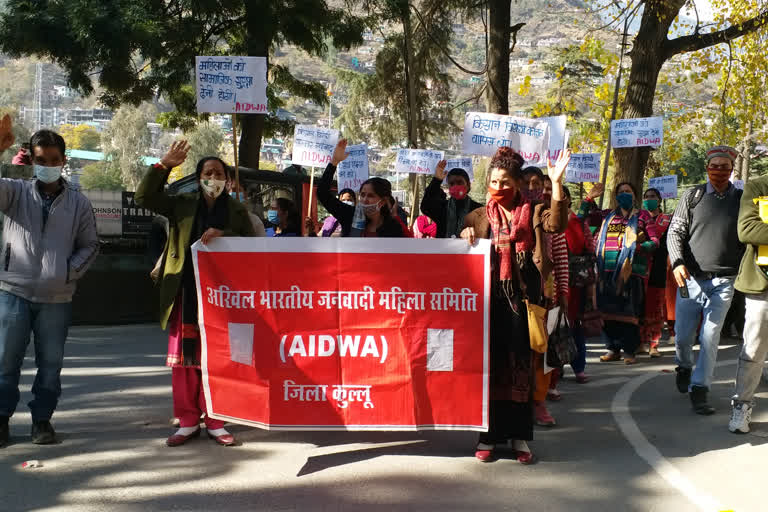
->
[577,181,659,365]
[267,198,301,237]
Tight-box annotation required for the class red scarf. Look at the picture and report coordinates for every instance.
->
[486,198,534,281]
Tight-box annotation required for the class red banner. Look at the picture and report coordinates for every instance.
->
[192,238,490,431]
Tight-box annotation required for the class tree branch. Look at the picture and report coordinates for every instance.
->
[664,10,768,59]
[409,3,486,75]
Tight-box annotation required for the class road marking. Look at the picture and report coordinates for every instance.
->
[612,359,737,512]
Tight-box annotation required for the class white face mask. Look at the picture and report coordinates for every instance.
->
[200,179,227,199]
[34,164,62,184]
[361,200,381,216]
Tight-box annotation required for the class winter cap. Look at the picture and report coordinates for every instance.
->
[706,145,738,162]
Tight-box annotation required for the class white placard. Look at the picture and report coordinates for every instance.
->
[539,115,567,162]
[611,116,663,148]
[291,125,340,168]
[395,149,445,175]
[565,153,601,183]
[445,157,474,181]
[337,144,369,191]
[648,175,678,199]
[462,112,550,164]
[195,56,267,114]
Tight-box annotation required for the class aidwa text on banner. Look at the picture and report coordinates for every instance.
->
[192,238,491,431]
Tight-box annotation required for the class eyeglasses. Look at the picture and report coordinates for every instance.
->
[707,164,732,171]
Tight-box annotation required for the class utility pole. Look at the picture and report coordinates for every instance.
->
[34,62,43,131]
[599,11,631,208]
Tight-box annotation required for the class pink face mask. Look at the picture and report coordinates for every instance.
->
[449,184,468,200]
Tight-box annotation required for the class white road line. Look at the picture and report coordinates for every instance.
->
[611,359,737,512]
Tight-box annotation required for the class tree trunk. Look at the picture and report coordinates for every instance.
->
[239,2,272,169]
[742,119,753,182]
[485,0,511,115]
[614,1,684,194]
[402,5,422,224]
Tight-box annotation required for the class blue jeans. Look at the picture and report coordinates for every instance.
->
[570,324,587,374]
[0,291,72,421]
[674,276,735,390]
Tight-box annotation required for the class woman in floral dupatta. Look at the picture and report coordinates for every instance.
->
[461,146,569,464]
[579,182,659,365]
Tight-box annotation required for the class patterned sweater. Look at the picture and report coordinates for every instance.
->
[578,198,658,278]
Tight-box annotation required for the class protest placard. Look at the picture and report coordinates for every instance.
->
[445,157,474,181]
[565,153,601,183]
[195,56,267,114]
[648,174,678,199]
[395,149,445,175]
[611,116,663,148]
[539,115,567,162]
[337,144,369,191]
[291,125,340,168]
[461,112,550,163]
[193,238,491,431]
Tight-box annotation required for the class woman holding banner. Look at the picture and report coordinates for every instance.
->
[318,139,406,238]
[578,182,659,365]
[421,161,482,238]
[461,146,570,463]
[136,141,256,447]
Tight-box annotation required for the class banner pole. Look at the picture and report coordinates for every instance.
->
[307,166,315,227]
[232,114,240,197]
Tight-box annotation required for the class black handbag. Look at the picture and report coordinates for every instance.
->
[568,253,597,288]
[546,312,578,368]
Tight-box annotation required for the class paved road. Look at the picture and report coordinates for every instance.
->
[0,325,764,512]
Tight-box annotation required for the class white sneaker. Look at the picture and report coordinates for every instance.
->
[729,401,753,434]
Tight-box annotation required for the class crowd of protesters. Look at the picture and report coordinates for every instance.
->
[0,116,765,463]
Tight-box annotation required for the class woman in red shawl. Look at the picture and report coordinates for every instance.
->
[461,146,569,464]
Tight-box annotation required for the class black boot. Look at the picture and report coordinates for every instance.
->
[690,385,715,415]
[675,366,692,393]
[31,420,57,445]
[0,416,8,448]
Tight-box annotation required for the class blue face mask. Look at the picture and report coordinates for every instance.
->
[616,192,634,210]
[230,191,245,202]
[34,164,62,184]
[267,210,279,224]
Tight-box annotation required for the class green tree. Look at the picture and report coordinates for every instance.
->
[0,0,367,169]
[79,161,124,190]
[179,123,226,176]
[589,0,768,193]
[59,124,101,151]
[102,104,154,191]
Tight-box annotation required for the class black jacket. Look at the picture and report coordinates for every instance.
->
[318,163,405,238]
[420,177,483,238]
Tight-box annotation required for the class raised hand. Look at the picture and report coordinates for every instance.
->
[331,139,349,166]
[435,160,447,180]
[547,148,571,184]
[0,114,15,153]
[587,182,605,200]
[160,140,190,170]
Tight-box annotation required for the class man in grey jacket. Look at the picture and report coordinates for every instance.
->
[0,115,99,447]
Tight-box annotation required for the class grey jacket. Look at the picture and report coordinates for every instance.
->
[0,178,99,303]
